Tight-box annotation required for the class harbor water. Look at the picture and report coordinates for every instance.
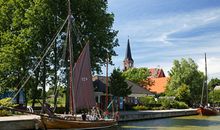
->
[105,115,220,130]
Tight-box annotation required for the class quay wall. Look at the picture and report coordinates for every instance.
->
[0,109,198,130]
[119,109,198,122]
[0,115,39,130]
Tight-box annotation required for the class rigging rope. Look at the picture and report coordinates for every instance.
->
[12,16,69,101]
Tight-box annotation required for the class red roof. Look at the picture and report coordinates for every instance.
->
[149,68,166,78]
[146,77,169,94]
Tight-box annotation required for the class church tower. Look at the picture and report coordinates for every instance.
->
[123,38,134,71]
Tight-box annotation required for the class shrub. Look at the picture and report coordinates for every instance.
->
[160,98,172,109]
[132,105,148,110]
[0,98,17,116]
[139,96,156,106]
[176,101,188,109]
[158,98,189,109]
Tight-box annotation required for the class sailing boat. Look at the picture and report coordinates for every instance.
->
[37,0,117,129]
[40,44,117,129]
[0,0,117,129]
[197,53,218,116]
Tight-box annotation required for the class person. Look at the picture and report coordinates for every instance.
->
[43,103,54,117]
[82,112,87,121]
[115,111,120,121]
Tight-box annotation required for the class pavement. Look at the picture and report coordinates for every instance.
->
[0,114,40,122]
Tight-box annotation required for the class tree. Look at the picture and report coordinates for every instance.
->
[214,90,220,104]
[0,0,33,104]
[109,68,131,97]
[208,78,220,91]
[122,67,152,87]
[175,84,191,104]
[0,0,118,107]
[166,58,204,106]
[71,0,119,73]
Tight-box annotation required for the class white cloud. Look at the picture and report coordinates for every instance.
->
[103,4,220,80]
[197,56,220,79]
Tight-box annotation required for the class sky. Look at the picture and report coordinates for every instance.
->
[102,0,220,80]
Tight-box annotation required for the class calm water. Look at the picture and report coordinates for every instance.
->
[104,115,220,130]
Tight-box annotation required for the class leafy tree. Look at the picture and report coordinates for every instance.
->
[0,0,33,104]
[208,78,220,91]
[212,90,220,104]
[139,96,156,106]
[109,68,131,97]
[166,58,204,106]
[175,84,190,104]
[122,67,152,87]
[0,0,118,109]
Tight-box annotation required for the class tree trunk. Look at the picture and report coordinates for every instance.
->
[53,40,58,111]
[42,59,47,113]
[32,67,40,108]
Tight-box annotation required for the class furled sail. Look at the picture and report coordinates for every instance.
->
[72,43,96,111]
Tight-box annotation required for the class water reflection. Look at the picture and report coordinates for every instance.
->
[104,115,220,130]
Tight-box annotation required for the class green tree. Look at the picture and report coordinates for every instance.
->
[208,78,220,91]
[175,84,191,104]
[212,90,220,104]
[122,67,152,87]
[0,0,118,108]
[166,58,204,106]
[0,0,32,104]
[109,68,131,97]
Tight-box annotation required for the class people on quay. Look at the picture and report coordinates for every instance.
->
[85,106,104,121]
[81,112,87,121]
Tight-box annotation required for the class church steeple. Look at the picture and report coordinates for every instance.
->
[123,38,134,71]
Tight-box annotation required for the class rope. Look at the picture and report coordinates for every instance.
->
[12,16,69,101]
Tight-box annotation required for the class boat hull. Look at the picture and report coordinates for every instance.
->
[197,107,218,116]
[39,116,117,129]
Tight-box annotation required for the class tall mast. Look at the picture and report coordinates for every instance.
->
[67,0,76,114]
[105,54,109,111]
[205,53,208,105]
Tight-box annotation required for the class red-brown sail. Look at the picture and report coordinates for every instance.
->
[72,43,96,111]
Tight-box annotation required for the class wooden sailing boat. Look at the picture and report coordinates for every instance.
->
[197,53,218,116]
[38,0,117,129]
[39,43,117,129]
[1,0,117,129]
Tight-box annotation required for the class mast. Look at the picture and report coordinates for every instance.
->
[105,54,109,111]
[67,0,76,114]
[205,53,208,105]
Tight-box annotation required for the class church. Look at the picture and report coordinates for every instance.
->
[123,38,168,94]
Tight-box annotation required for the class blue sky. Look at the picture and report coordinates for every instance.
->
[103,0,220,79]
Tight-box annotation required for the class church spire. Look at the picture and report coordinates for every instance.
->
[123,38,134,71]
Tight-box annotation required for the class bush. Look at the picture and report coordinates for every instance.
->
[158,98,189,109]
[139,96,157,106]
[176,101,188,109]
[132,105,148,110]
[0,98,17,116]
[160,98,172,109]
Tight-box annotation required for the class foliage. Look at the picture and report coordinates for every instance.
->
[165,58,204,106]
[132,97,188,110]
[132,105,148,110]
[209,89,220,104]
[138,96,157,106]
[109,68,131,97]
[0,0,118,107]
[208,78,220,91]
[159,98,188,109]
[159,98,172,109]
[0,98,17,116]
[122,67,152,87]
[175,84,191,104]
